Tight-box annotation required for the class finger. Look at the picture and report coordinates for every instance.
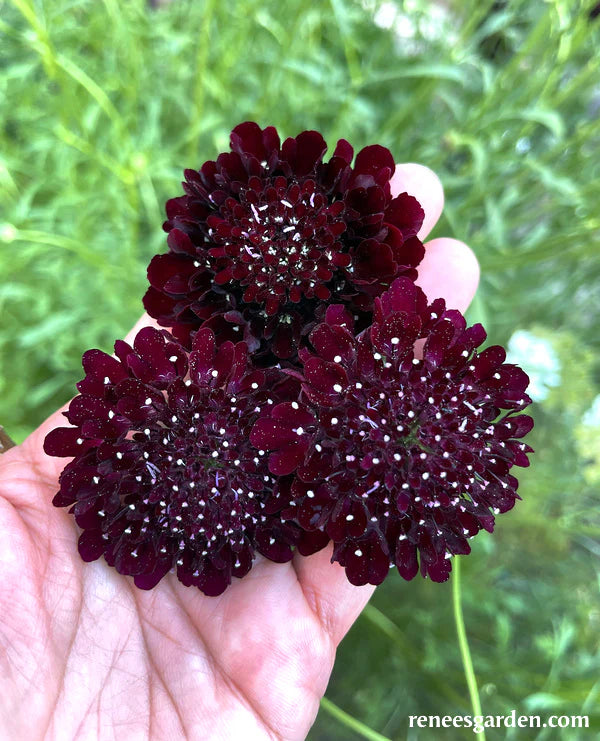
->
[293,545,375,646]
[416,237,480,313]
[391,163,444,240]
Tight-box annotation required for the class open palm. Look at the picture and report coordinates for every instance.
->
[0,165,479,740]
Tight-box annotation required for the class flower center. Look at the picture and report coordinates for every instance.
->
[127,391,272,563]
[207,176,350,315]
[326,358,496,511]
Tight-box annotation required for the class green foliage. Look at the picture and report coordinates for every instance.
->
[1,0,599,738]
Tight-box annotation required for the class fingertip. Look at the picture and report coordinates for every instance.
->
[416,237,480,313]
[391,163,444,240]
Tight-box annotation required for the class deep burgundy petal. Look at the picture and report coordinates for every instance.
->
[333,139,354,163]
[78,530,105,562]
[268,440,309,476]
[44,427,91,457]
[250,419,298,449]
[353,145,395,178]
[385,192,425,239]
[504,414,534,438]
[396,542,419,581]
[336,536,390,586]
[231,121,269,160]
[309,323,356,362]
[471,345,507,379]
[303,358,348,398]
[134,561,172,590]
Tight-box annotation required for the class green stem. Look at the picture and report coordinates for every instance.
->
[319,697,391,741]
[452,557,486,740]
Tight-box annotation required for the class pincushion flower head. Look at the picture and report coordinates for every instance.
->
[250,278,533,586]
[43,327,307,596]
[144,121,426,361]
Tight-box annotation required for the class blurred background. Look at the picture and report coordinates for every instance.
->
[1,0,599,738]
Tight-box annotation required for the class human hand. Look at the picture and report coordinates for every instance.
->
[0,163,479,740]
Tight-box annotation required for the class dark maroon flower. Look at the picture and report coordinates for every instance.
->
[44,327,304,596]
[144,121,425,360]
[251,278,534,586]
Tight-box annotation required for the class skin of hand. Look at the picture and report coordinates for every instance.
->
[0,164,479,741]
